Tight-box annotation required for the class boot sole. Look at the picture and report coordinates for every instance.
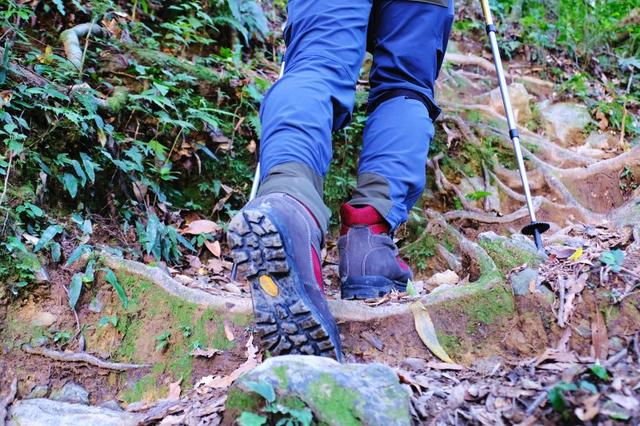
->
[228,208,342,360]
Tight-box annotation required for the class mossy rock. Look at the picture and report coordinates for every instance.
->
[478,231,545,273]
[225,355,411,426]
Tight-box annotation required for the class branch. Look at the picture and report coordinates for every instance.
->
[22,345,151,371]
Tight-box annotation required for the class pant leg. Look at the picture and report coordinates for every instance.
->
[258,0,372,233]
[349,0,454,230]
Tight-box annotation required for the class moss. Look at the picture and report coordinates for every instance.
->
[439,283,514,335]
[273,365,289,389]
[403,233,440,271]
[479,238,542,273]
[226,387,263,417]
[120,374,166,404]
[231,313,253,327]
[309,373,361,426]
[111,272,237,402]
[436,331,463,356]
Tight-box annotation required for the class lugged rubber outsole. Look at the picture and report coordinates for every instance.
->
[228,208,341,360]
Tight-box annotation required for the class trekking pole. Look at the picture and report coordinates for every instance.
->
[479,0,549,252]
[231,61,286,282]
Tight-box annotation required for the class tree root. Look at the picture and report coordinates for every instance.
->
[444,198,540,224]
[429,157,483,212]
[0,378,17,426]
[443,102,595,167]
[60,23,107,69]
[22,345,151,371]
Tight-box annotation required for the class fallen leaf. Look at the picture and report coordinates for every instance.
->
[425,270,459,287]
[591,309,609,362]
[425,361,465,371]
[608,394,639,411]
[575,394,600,422]
[180,220,220,235]
[159,414,186,426]
[204,240,222,257]
[196,336,258,390]
[410,301,454,363]
[568,247,584,261]
[224,320,235,341]
[190,347,223,358]
[167,379,181,400]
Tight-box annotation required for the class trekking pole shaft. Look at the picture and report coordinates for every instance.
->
[480,0,538,223]
[248,61,286,202]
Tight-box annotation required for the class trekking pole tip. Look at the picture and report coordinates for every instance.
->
[522,221,550,252]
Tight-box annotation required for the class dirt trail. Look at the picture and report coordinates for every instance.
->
[1,43,639,425]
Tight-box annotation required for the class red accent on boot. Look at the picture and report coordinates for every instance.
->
[340,204,390,235]
[312,246,324,293]
[397,256,411,271]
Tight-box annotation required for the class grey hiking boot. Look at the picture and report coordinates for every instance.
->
[227,193,342,360]
[338,204,412,299]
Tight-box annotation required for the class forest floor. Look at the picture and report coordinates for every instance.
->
[1,3,639,425]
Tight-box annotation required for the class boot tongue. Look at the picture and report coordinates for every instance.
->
[340,204,390,235]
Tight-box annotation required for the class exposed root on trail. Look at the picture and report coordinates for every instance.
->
[60,23,107,69]
[0,378,17,426]
[22,345,151,371]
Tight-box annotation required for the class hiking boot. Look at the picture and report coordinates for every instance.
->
[227,193,342,360]
[338,204,412,299]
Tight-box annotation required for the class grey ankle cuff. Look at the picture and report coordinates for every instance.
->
[347,172,393,219]
[257,162,330,234]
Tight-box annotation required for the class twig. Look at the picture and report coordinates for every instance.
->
[22,344,151,371]
[0,378,17,426]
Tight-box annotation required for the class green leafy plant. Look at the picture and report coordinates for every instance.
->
[600,249,625,272]
[155,331,171,352]
[239,380,313,426]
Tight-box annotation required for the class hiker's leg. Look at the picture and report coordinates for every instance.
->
[350,0,454,229]
[258,0,372,233]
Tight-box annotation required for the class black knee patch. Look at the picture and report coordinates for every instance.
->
[367,89,438,119]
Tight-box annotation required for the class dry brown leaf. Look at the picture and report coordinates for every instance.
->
[167,379,181,401]
[608,394,639,411]
[534,348,578,366]
[575,394,600,421]
[190,347,223,358]
[425,361,465,371]
[204,240,221,257]
[195,336,258,390]
[410,301,454,363]
[591,309,609,362]
[223,320,235,341]
[561,273,588,325]
[180,220,220,235]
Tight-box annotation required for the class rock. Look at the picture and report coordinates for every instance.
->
[509,268,538,296]
[99,400,123,411]
[400,357,428,372]
[585,131,614,150]
[426,270,460,287]
[50,382,89,405]
[540,101,592,146]
[510,268,554,301]
[31,312,57,327]
[225,355,411,426]
[574,145,607,159]
[7,399,144,426]
[26,385,49,399]
[489,82,533,122]
[478,232,545,273]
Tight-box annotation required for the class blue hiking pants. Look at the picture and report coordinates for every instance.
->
[257,0,454,232]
